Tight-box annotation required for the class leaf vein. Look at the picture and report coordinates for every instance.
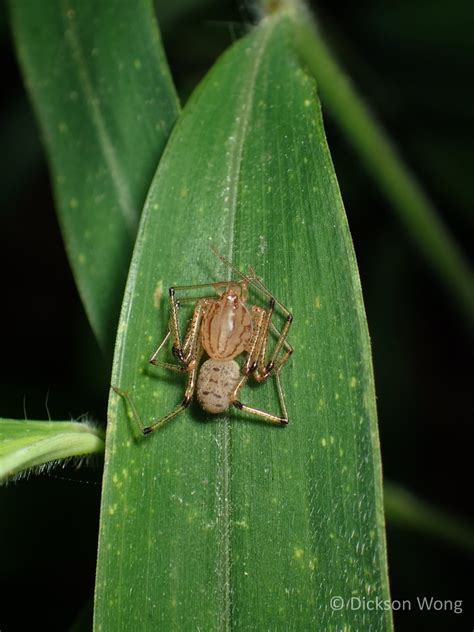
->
[61,0,137,233]
[215,20,277,631]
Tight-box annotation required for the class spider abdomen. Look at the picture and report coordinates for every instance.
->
[197,359,240,414]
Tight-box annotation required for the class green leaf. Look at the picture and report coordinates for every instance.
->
[69,599,94,632]
[289,7,474,328]
[0,419,105,482]
[384,481,474,556]
[95,14,391,631]
[9,0,180,352]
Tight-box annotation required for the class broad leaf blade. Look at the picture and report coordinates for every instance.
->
[9,0,180,351]
[0,419,105,482]
[96,15,391,630]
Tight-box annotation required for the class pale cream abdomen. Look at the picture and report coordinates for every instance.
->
[197,359,240,414]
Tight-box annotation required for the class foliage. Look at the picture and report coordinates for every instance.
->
[2,0,472,630]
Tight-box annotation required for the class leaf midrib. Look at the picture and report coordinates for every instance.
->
[215,19,277,630]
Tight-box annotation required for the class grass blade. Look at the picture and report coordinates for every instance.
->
[9,0,180,352]
[385,481,474,556]
[289,5,474,327]
[95,14,391,630]
[0,419,105,482]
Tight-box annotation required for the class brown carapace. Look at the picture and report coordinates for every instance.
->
[113,251,293,435]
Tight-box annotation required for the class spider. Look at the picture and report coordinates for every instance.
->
[113,250,293,435]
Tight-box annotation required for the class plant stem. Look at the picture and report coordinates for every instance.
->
[384,482,474,556]
[276,2,474,328]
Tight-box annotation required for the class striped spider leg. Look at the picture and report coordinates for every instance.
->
[228,272,294,425]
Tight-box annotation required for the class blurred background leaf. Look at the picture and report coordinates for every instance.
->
[9,0,180,353]
[384,481,474,557]
[291,5,474,327]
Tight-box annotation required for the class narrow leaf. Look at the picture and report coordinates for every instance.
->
[95,15,391,630]
[0,419,105,482]
[9,0,180,351]
[290,6,474,327]
[385,481,474,556]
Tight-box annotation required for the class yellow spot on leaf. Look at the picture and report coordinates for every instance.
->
[293,547,304,559]
[154,280,164,308]
[187,510,199,524]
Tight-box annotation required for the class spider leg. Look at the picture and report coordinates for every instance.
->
[243,305,269,374]
[114,296,207,435]
[249,272,292,320]
[143,350,202,434]
[243,274,293,381]
[230,373,288,426]
[149,331,188,373]
[232,295,287,425]
[254,318,293,382]
[234,295,291,423]
[152,296,207,370]
[113,346,203,436]
[246,302,292,383]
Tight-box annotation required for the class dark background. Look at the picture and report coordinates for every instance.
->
[1,0,472,630]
